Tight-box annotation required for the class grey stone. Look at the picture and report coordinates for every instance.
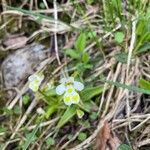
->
[2,43,48,88]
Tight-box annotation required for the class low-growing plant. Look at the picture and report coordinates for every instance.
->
[28,73,104,130]
[64,33,92,75]
[24,34,105,147]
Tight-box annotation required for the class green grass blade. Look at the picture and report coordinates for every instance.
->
[101,79,150,95]
[139,79,150,90]
[22,122,40,150]
[81,86,104,101]
[56,105,76,129]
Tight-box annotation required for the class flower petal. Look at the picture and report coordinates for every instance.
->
[28,73,44,82]
[28,74,38,82]
[65,85,75,94]
[55,84,65,95]
[60,77,66,84]
[63,93,72,106]
[73,81,84,91]
[29,82,39,92]
[67,77,74,82]
[71,91,80,104]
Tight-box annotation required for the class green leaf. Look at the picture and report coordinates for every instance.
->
[45,104,58,119]
[82,52,90,63]
[114,52,128,64]
[75,33,86,53]
[114,32,125,43]
[90,112,98,120]
[81,86,104,101]
[117,144,132,150]
[78,132,87,141]
[0,127,7,133]
[46,137,55,146]
[14,105,22,115]
[22,94,30,105]
[101,78,150,95]
[76,63,92,73]
[44,89,56,97]
[39,90,57,105]
[87,31,96,39]
[112,0,122,16]
[3,107,13,115]
[22,120,41,150]
[136,42,150,54]
[83,64,93,69]
[64,48,80,59]
[56,105,77,129]
[78,120,90,128]
[86,0,94,5]
[136,19,145,35]
[139,79,150,90]
[25,133,37,142]
[79,101,94,112]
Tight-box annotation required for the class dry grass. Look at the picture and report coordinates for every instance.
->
[0,0,150,150]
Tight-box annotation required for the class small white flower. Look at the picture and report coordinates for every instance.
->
[63,90,80,106]
[44,82,54,91]
[71,91,80,104]
[56,83,66,95]
[56,77,84,95]
[55,77,84,106]
[28,73,44,82]
[29,83,39,92]
[73,81,84,91]
[37,107,45,115]
[28,73,44,92]
[66,85,75,94]
[63,92,72,106]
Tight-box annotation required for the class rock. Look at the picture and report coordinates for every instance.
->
[2,43,48,88]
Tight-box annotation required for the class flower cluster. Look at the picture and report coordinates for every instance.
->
[28,73,44,92]
[56,77,84,106]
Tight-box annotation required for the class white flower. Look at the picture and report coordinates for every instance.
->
[55,83,66,95]
[71,91,80,104]
[44,82,54,91]
[56,77,84,95]
[28,73,44,92]
[63,90,80,106]
[55,77,84,106]
[65,85,75,94]
[63,92,72,106]
[37,107,45,115]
